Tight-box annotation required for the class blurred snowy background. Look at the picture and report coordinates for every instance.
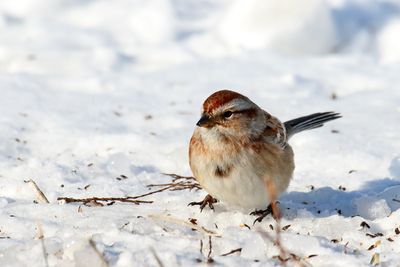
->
[1,0,400,266]
[1,0,400,73]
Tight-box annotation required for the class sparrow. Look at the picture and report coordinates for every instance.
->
[188,90,341,222]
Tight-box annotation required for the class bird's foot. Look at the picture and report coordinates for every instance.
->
[188,194,217,212]
[251,202,279,224]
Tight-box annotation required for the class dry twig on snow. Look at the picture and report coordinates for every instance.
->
[58,173,200,206]
[258,180,311,267]
[220,248,242,257]
[148,214,220,237]
[146,173,201,192]
[150,247,165,267]
[25,179,49,203]
[57,196,153,206]
[36,223,49,267]
[89,239,109,267]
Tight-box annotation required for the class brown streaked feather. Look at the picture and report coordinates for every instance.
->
[261,112,287,148]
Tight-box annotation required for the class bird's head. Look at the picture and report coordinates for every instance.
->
[196,90,265,139]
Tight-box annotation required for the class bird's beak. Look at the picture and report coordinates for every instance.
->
[196,114,214,128]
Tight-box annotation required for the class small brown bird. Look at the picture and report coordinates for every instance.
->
[188,90,341,222]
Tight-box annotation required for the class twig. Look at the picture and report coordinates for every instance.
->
[266,181,286,263]
[129,185,177,199]
[221,248,242,256]
[36,223,49,267]
[58,187,171,205]
[207,236,213,259]
[197,237,214,263]
[57,197,153,205]
[26,179,49,203]
[147,182,201,191]
[58,173,200,207]
[150,247,165,267]
[89,239,109,267]
[146,173,201,192]
[260,180,309,267]
[148,214,221,237]
[162,173,197,181]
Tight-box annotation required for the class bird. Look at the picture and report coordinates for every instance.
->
[188,90,341,222]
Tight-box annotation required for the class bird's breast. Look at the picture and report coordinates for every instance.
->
[189,129,295,209]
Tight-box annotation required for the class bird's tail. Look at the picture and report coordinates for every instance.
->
[284,111,341,139]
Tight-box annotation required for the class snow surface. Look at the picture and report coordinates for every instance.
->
[1,0,400,266]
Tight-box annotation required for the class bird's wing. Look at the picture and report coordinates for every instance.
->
[261,111,287,148]
[284,111,341,139]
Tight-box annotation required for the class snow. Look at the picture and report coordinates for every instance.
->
[353,196,391,220]
[390,156,400,178]
[377,18,400,64]
[0,0,400,266]
[218,0,338,54]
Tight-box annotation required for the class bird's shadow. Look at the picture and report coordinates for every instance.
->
[279,178,400,219]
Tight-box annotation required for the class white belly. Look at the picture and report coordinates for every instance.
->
[202,167,270,209]
[191,149,271,210]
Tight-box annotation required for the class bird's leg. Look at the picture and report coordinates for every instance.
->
[250,202,279,224]
[188,194,217,212]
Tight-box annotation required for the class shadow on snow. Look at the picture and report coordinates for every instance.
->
[280,178,400,218]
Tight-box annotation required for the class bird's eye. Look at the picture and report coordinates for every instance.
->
[223,111,233,118]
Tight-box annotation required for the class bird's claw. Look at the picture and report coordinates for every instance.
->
[251,203,279,224]
[188,194,217,212]
[250,209,268,216]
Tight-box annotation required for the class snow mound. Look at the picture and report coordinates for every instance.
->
[218,0,337,54]
[353,196,391,220]
[377,19,400,64]
[378,185,400,211]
